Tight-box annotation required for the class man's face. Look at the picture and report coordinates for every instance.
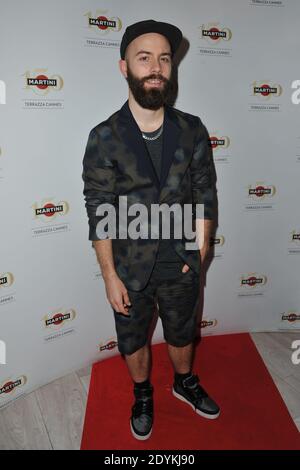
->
[121,32,173,110]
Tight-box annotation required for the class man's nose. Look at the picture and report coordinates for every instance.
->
[151,58,162,73]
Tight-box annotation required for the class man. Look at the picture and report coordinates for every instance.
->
[82,19,220,441]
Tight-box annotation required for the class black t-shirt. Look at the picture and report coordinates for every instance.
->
[142,125,182,265]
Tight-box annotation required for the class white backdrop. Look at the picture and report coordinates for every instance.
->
[0,0,300,408]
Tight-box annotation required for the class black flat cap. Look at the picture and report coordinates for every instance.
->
[120,19,183,59]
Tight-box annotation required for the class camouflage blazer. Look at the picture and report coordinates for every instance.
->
[82,100,215,291]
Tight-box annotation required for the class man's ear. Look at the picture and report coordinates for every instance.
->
[118,59,127,79]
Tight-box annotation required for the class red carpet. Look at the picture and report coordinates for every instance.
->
[80,333,300,450]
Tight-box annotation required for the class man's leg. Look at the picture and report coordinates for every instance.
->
[124,343,151,382]
[113,281,156,441]
[167,342,194,374]
[168,341,220,420]
[157,269,220,419]
[124,343,154,440]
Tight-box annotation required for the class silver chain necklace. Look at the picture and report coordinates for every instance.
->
[142,124,163,141]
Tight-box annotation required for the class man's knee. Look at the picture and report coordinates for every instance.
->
[119,340,149,356]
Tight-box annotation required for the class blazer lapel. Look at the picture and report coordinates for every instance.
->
[117,100,183,198]
[160,104,181,191]
[118,100,160,191]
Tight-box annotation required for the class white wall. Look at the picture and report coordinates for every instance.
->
[0,0,299,408]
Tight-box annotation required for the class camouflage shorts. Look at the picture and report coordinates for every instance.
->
[113,261,200,355]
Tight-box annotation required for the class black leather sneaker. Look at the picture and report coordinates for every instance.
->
[130,384,153,440]
[173,374,220,419]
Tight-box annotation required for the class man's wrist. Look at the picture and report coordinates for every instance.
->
[102,270,118,281]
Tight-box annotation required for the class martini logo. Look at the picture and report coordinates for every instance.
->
[211,235,225,247]
[210,134,230,150]
[200,23,232,43]
[0,376,27,396]
[281,311,300,323]
[252,81,282,99]
[43,309,76,329]
[84,10,122,33]
[201,318,218,328]
[248,183,276,199]
[33,199,69,219]
[0,272,14,288]
[23,69,63,96]
[0,80,6,104]
[99,337,118,352]
[291,231,300,242]
[241,273,267,287]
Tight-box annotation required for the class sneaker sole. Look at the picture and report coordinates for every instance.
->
[130,420,153,440]
[172,388,220,420]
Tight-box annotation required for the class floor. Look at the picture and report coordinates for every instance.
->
[0,332,299,450]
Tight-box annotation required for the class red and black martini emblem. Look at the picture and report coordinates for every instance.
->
[0,379,22,395]
[249,186,271,197]
[45,313,71,326]
[99,340,118,351]
[202,28,226,40]
[210,137,225,149]
[27,75,57,89]
[242,276,263,286]
[254,84,277,96]
[35,203,64,217]
[282,313,300,322]
[89,16,116,30]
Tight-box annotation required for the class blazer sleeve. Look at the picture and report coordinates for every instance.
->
[82,127,118,240]
[190,117,216,220]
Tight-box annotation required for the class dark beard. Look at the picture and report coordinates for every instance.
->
[126,65,172,110]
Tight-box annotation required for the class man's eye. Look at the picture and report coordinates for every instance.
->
[139,56,148,61]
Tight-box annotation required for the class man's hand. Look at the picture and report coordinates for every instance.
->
[103,272,132,316]
[181,263,190,273]
[193,218,214,270]
[200,242,210,264]
[92,239,131,315]
[181,242,211,273]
